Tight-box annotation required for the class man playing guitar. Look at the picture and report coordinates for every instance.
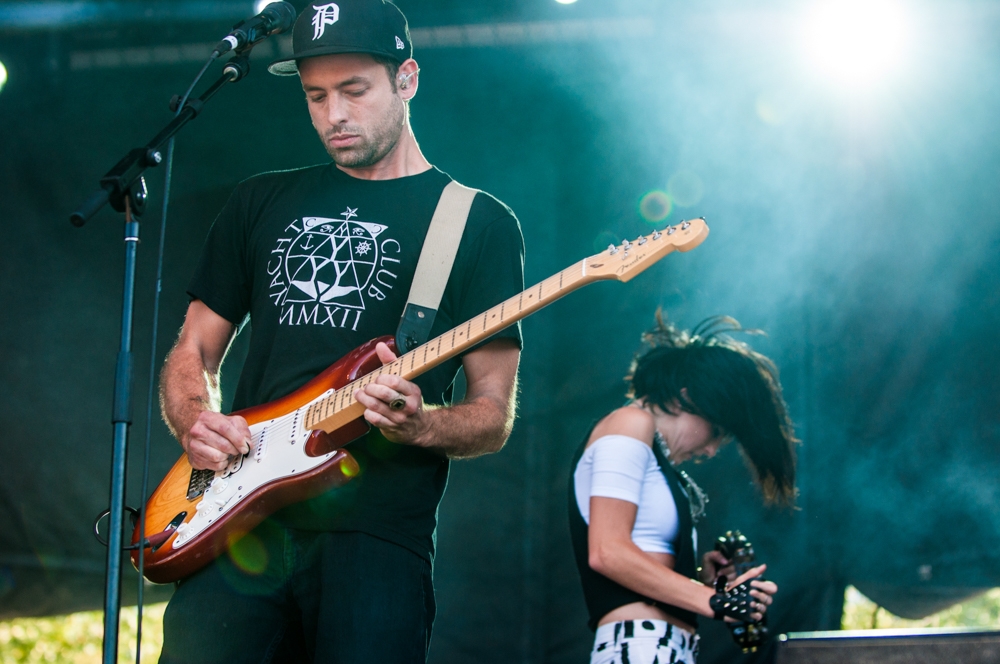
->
[157,2,523,662]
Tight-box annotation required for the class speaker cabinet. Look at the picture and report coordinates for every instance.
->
[775,628,1000,664]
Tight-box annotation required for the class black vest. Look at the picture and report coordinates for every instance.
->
[568,426,700,631]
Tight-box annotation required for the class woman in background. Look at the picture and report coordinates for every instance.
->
[569,313,798,664]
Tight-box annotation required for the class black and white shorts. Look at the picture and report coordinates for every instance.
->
[591,619,699,664]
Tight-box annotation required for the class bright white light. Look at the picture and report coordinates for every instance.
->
[801,0,910,89]
[555,0,579,4]
[0,61,7,96]
[254,0,278,14]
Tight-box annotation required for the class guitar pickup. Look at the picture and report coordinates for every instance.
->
[220,452,244,478]
[255,428,268,462]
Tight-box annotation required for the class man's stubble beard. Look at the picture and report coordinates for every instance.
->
[323,95,407,169]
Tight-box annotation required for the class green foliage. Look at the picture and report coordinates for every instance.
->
[0,603,165,664]
[842,586,1000,630]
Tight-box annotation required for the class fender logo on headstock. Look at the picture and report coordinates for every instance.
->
[616,254,645,274]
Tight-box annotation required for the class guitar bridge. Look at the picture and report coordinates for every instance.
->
[186,468,215,500]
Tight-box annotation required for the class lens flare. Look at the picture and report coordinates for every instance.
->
[226,530,268,575]
[592,230,618,254]
[340,455,358,478]
[0,61,7,95]
[639,190,672,223]
[801,0,910,89]
[667,171,704,208]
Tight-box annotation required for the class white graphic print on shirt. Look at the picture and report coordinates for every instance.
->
[267,207,401,329]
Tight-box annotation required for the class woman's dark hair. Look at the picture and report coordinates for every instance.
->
[627,311,798,505]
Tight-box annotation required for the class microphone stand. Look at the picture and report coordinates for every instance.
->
[70,47,254,664]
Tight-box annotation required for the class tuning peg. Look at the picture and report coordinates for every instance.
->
[637,235,647,245]
[607,243,619,255]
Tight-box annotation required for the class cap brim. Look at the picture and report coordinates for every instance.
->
[267,57,300,76]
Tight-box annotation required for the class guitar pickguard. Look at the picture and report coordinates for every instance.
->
[171,395,337,550]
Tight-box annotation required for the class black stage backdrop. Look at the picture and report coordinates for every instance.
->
[1,1,999,662]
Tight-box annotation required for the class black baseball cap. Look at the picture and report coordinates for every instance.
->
[268,0,412,76]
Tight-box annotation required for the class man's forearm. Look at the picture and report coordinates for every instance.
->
[413,393,516,459]
[159,344,221,445]
[161,342,253,469]
[353,339,520,458]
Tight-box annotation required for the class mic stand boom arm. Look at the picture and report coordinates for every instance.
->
[70,51,252,227]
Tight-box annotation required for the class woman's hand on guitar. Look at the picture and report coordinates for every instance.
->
[726,563,777,622]
[183,411,252,471]
[353,342,430,445]
[699,550,735,584]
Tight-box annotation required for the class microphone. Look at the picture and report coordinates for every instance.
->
[213,2,296,56]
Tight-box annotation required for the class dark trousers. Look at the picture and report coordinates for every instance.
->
[159,523,435,664]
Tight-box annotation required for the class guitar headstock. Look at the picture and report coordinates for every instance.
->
[585,218,710,282]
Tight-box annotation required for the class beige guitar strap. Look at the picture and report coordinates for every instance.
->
[395,180,479,353]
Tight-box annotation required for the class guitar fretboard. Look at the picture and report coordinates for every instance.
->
[304,258,593,431]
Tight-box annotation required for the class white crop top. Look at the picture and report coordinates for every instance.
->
[573,434,679,555]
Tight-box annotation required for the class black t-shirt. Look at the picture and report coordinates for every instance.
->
[187,164,524,561]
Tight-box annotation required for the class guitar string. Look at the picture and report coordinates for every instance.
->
[307,261,587,427]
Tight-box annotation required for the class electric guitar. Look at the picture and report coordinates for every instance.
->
[131,218,710,583]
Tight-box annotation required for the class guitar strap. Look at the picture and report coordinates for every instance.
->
[395,180,479,353]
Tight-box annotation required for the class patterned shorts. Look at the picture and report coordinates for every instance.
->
[590,619,699,664]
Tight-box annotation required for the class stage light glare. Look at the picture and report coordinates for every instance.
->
[639,190,672,223]
[555,0,579,4]
[254,0,278,14]
[0,61,7,95]
[667,171,704,208]
[801,0,910,89]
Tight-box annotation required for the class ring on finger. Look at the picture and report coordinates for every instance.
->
[389,392,406,411]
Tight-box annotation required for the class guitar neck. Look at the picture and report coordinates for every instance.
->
[304,218,708,432]
[304,257,600,431]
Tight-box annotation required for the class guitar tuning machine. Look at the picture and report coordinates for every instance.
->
[667,226,676,235]
[621,239,631,257]
[682,219,692,230]
[652,230,662,240]
[637,235,647,246]
[607,243,619,255]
